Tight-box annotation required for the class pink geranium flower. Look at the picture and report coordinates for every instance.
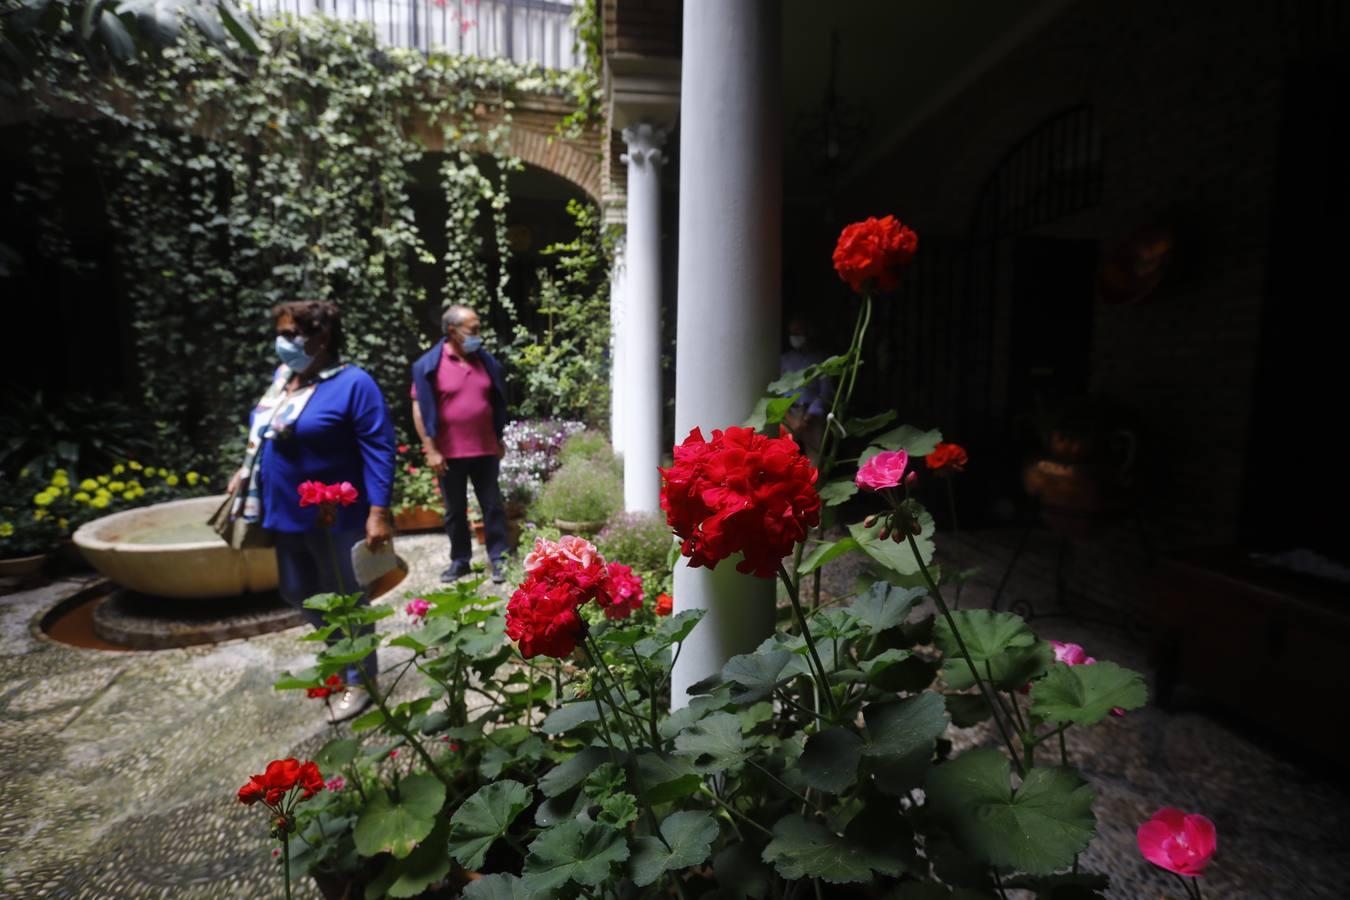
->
[1051,640,1097,666]
[406,598,430,619]
[1137,807,1217,877]
[855,450,909,492]
[325,775,345,792]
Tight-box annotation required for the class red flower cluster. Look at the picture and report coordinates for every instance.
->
[298,481,359,507]
[307,673,342,699]
[654,593,673,617]
[237,758,324,809]
[832,215,918,294]
[507,536,634,659]
[598,562,644,620]
[660,426,820,578]
[926,442,968,475]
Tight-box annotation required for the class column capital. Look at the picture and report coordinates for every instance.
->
[621,123,670,168]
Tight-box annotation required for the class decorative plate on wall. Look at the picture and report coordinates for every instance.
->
[1099,224,1175,305]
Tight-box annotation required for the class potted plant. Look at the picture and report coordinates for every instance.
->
[530,456,622,535]
[393,444,444,532]
[499,418,585,519]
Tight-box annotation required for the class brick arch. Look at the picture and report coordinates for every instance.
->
[411,94,604,203]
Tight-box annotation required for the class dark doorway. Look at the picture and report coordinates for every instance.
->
[1242,58,1350,563]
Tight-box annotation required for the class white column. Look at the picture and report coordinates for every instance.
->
[670,0,782,708]
[620,123,668,513]
[609,242,628,456]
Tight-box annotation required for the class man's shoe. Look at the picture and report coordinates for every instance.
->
[491,561,507,584]
[329,686,372,723]
[440,562,472,583]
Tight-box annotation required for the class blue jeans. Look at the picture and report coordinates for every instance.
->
[440,455,510,567]
[275,526,378,685]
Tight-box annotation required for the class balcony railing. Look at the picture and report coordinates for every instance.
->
[250,0,580,69]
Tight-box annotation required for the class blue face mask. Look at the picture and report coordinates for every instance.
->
[460,334,484,354]
[275,335,314,372]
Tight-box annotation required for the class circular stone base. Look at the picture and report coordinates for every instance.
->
[89,589,305,650]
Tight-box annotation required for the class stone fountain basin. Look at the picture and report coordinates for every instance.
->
[73,495,278,599]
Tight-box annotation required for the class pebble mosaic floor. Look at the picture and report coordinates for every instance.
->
[1,528,1347,898]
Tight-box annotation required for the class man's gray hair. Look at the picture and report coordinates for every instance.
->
[441,304,475,332]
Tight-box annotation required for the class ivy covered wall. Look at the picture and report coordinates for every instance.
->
[2,14,609,476]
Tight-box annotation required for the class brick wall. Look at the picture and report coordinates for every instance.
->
[603,0,681,58]
[837,0,1316,549]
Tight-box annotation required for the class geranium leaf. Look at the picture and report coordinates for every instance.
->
[674,711,749,774]
[540,747,612,798]
[816,478,859,507]
[743,395,796,430]
[384,816,451,898]
[944,693,994,727]
[925,748,1096,875]
[849,582,925,632]
[540,699,601,734]
[598,792,639,829]
[633,750,704,804]
[353,774,445,859]
[637,608,705,656]
[629,810,719,886]
[762,814,907,884]
[714,843,772,899]
[447,780,533,871]
[798,726,864,794]
[861,693,948,759]
[720,649,794,704]
[932,609,1055,691]
[1029,661,1148,726]
[463,873,529,900]
[846,410,898,436]
[799,536,860,574]
[863,424,943,461]
[523,820,630,893]
[313,737,358,772]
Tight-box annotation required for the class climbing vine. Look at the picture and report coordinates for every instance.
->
[8,10,603,475]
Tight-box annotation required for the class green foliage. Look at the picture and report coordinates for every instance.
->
[522,819,630,893]
[447,780,533,871]
[530,456,622,525]
[628,811,718,887]
[1029,661,1149,726]
[353,774,445,859]
[511,199,615,423]
[13,15,604,478]
[556,428,614,466]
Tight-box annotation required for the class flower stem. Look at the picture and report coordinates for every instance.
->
[903,530,1024,776]
[777,564,839,718]
[281,833,292,900]
[700,786,773,838]
[629,646,662,746]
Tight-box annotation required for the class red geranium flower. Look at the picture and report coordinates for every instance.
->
[506,579,588,659]
[297,481,328,507]
[926,442,968,475]
[397,444,409,454]
[599,562,644,620]
[306,673,343,700]
[660,426,820,578]
[832,215,918,294]
[237,757,324,815]
[654,593,673,617]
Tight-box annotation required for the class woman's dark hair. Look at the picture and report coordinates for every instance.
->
[272,300,343,356]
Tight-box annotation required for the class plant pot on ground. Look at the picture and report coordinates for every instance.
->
[394,506,444,533]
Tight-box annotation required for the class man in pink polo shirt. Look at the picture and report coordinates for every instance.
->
[410,305,511,583]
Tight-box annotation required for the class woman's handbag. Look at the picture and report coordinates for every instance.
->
[208,478,274,550]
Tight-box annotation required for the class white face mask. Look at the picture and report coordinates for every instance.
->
[788,335,807,350]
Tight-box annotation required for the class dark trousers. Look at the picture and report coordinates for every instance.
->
[275,526,378,685]
[440,454,510,566]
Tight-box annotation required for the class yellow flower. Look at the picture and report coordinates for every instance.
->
[127,480,142,491]
[51,474,70,488]
[0,523,13,537]
[58,518,68,530]
[34,492,54,507]
[90,496,110,509]
[129,461,143,471]
[108,481,126,493]
[186,471,200,486]
[95,488,111,499]
[123,491,137,501]
[166,474,179,486]
[73,492,91,502]
[97,475,110,485]
[112,464,125,475]
[80,479,98,491]
[34,509,48,520]
[146,467,159,477]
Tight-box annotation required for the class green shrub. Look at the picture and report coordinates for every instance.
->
[557,430,616,469]
[596,512,673,575]
[531,458,622,525]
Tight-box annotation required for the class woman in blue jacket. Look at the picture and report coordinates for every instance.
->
[229,299,396,721]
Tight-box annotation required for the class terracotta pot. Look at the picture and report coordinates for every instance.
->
[504,500,528,519]
[1023,459,1130,539]
[473,521,486,545]
[0,553,49,579]
[554,517,606,537]
[395,506,444,533]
